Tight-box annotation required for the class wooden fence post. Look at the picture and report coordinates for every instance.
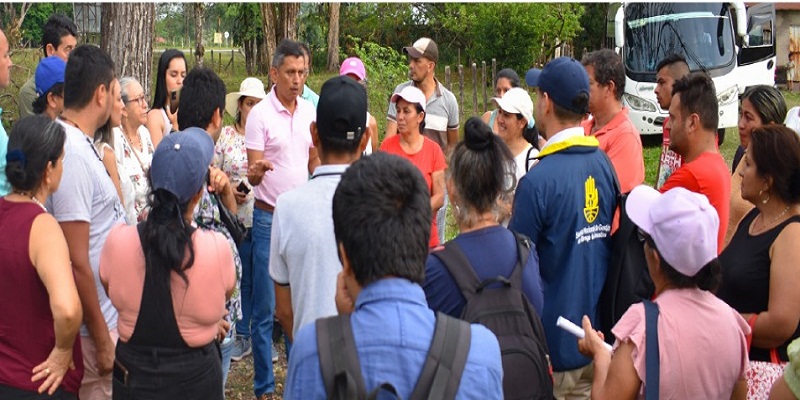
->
[481,61,487,113]
[471,63,477,117]
[492,58,497,96]
[210,50,214,71]
[445,66,451,91]
[458,64,464,121]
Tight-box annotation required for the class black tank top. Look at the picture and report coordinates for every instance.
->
[718,208,800,362]
[127,223,189,348]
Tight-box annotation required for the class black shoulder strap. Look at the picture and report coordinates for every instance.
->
[410,313,472,400]
[509,231,532,290]
[316,314,367,400]
[137,221,146,249]
[432,241,481,301]
[644,300,660,400]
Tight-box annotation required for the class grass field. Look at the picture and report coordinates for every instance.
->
[3,48,800,399]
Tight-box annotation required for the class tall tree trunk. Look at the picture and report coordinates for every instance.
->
[278,3,299,41]
[100,3,155,97]
[194,3,206,67]
[259,3,277,83]
[2,3,32,48]
[257,36,268,76]
[326,3,341,72]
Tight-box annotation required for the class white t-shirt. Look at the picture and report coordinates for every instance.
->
[47,120,126,336]
[785,107,800,136]
[269,164,347,337]
[513,143,538,184]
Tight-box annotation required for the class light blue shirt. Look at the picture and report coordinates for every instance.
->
[300,84,319,108]
[0,108,9,196]
[285,278,504,399]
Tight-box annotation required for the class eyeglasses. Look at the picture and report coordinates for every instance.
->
[636,228,649,244]
[126,95,149,107]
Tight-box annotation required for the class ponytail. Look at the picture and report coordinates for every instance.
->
[142,186,196,289]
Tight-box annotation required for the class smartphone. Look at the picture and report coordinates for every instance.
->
[237,181,251,195]
[113,359,129,386]
[169,89,181,111]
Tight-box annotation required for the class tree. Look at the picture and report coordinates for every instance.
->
[194,3,206,66]
[1,3,33,48]
[326,3,340,71]
[101,3,156,96]
[278,3,299,42]
[259,3,277,82]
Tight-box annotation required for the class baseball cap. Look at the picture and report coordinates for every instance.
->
[317,76,368,142]
[35,56,67,97]
[626,185,719,277]
[525,57,589,115]
[390,86,426,113]
[150,128,215,204]
[403,37,439,63]
[339,57,366,81]
[492,87,534,126]
[225,77,267,117]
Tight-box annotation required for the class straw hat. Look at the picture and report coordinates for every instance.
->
[225,77,267,117]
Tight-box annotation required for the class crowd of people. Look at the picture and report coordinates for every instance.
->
[2,12,800,400]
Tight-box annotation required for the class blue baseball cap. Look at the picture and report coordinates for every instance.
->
[35,56,67,97]
[150,128,214,203]
[525,57,589,115]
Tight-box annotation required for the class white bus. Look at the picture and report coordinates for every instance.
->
[608,2,776,143]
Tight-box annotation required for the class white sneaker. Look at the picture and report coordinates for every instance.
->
[271,343,279,362]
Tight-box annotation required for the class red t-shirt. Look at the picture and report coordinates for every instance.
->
[660,151,731,253]
[380,135,447,248]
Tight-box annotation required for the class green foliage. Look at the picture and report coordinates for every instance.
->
[339,4,425,56]
[17,4,73,48]
[298,3,327,70]
[346,36,409,139]
[436,3,585,73]
[574,3,611,60]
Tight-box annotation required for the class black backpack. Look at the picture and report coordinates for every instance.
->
[316,311,472,400]
[597,152,654,343]
[432,232,554,400]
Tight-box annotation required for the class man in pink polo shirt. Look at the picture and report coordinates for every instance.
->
[581,49,645,194]
[245,38,320,400]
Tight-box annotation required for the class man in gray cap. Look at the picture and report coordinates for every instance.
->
[386,36,459,245]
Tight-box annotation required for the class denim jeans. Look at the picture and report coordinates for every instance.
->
[236,230,254,338]
[220,327,235,390]
[251,208,276,396]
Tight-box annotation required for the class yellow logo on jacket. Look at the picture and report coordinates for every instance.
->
[584,176,599,223]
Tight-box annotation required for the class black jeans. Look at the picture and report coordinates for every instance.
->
[0,384,77,400]
[112,341,222,400]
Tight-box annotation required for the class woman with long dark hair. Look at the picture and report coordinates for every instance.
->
[146,49,186,148]
[100,131,235,399]
[481,68,521,133]
[718,125,800,398]
[0,115,83,399]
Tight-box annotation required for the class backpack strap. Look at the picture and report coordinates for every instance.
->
[643,300,660,400]
[316,314,367,400]
[508,231,532,290]
[410,312,472,400]
[432,241,481,300]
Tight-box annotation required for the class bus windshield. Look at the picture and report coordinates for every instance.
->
[624,3,735,75]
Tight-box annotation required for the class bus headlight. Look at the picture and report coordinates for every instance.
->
[717,86,738,107]
[623,93,657,112]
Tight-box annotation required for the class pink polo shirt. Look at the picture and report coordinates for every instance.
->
[245,87,316,206]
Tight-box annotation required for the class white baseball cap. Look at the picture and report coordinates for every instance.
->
[625,185,719,277]
[225,77,267,117]
[492,87,534,127]
[391,86,427,113]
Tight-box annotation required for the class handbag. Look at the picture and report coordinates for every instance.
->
[208,175,246,245]
[745,314,787,400]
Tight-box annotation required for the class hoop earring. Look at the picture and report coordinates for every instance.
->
[759,189,770,205]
